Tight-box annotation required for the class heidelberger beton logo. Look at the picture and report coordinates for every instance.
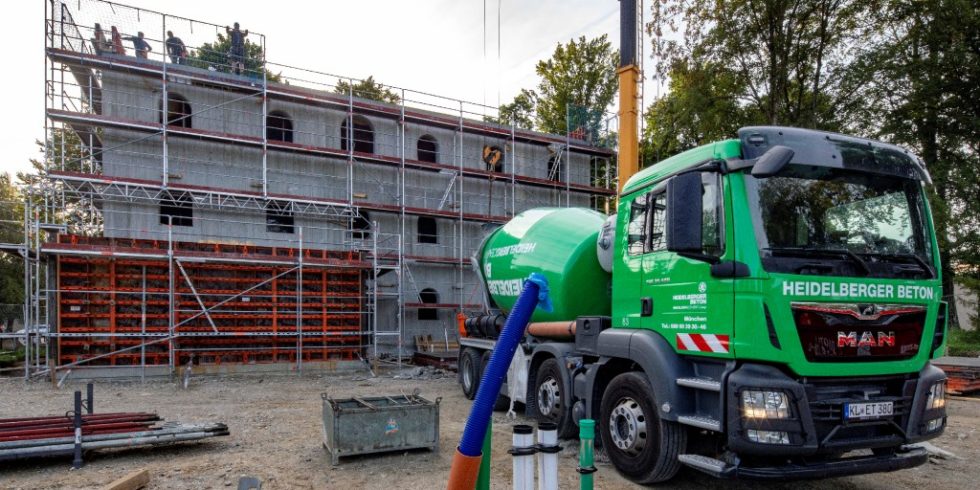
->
[782,281,934,300]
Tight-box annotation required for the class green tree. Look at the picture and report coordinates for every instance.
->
[187,33,280,82]
[847,0,980,328]
[485,88,537,129]
[19,129,101,236]
[0,173,25,331]
[488,35,617,139]
[334,76,401,105]
[641,59,747,165]
[534,35,618,136]
[646,0,871,145]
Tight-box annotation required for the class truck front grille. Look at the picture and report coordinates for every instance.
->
[792,303,925,362]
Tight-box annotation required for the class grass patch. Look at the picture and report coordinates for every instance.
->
[0,348,26,366]
[947,328,980,357]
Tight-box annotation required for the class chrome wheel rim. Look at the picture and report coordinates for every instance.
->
[609,396,647,456]
[537,376,561,417]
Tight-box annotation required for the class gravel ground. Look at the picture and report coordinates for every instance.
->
[0,368,977,489]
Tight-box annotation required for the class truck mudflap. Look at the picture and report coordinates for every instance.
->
[679,446,928,480]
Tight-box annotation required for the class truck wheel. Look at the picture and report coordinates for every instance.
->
[530,358,575,438]
[599,371,686,484]
[480,351,510,411]
[458,348,481,400]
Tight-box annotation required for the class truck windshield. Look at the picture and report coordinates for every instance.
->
[745,166,934,279]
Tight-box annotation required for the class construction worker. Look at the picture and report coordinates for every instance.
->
[123,31,152,60]
[166,31,187,64]
[91,23,111,55]
[110,26,126,55]
[225,22,249,75]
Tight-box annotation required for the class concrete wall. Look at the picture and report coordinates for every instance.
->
[96,70,606,353]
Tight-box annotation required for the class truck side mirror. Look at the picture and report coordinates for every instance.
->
[751,145,794,178]
[666,172,703,254]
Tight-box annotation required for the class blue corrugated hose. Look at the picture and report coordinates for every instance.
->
[457,273,550,457]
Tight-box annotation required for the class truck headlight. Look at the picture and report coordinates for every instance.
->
[925,381,946,410]
[746,429,791,445]
[742,390,790,419]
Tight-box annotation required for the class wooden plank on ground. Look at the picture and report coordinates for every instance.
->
[102,469,150,490]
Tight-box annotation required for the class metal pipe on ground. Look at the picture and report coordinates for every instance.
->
[0,428,230,462]
[0,424,228,451]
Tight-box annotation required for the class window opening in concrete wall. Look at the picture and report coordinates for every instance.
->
[417,135,438,163]
[341,115,374,154]
[159,192,193,226]
[418,288,438,320]
[267,110,293,143]
[417,216,438,244]
[350,210,371,239]
[160,93,192,128]
[483,145,504,172]
[265,201,294,234]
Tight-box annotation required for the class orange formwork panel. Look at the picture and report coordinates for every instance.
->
[52,234,365,368]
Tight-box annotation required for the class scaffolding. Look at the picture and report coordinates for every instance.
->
[15,0,617,380]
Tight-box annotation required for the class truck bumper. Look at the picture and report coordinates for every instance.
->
[682,446,928,480]
[706,361,946,478]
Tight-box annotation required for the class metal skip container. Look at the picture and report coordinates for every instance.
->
[321,391,441,465]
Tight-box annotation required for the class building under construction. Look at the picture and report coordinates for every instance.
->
[17,0,615,378]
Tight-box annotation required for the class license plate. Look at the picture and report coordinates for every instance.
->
[845,401,894,420]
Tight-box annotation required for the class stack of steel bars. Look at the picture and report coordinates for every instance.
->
[0,384,228,465]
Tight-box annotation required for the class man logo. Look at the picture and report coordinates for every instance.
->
[838,331,896,348]
[860,304,877,316]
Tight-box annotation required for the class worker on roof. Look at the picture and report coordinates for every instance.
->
[166,31,187,65]
[123,31,152,60]
[225,22,249,75]
[110,26,126,55]
[91,23,111,55]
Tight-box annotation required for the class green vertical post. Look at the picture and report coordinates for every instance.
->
[578,419,596,490]
[476,419,492,490]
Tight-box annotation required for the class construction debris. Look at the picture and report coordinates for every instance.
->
[934,356,980,395]
[909,441,961,460]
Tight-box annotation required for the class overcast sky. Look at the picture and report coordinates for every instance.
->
[2,0,659,178]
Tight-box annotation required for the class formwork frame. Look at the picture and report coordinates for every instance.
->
[21,0,618,380]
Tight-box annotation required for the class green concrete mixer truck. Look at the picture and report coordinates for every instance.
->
[456,126,948,483]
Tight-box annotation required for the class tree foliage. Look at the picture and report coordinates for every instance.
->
[533,35,618,136]
[334,76,401,105]
[642,59,747,163]
[486,89,538,129]
[0,173,24,329]
[187,33,281,82]
[486,35,617,139]
[649,0,870,130]
[20,129,102,236]
[846,0,980,327]
[643,0,979,327]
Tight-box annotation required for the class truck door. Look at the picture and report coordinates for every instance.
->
[642,173,735,357]
[616,190,653,330]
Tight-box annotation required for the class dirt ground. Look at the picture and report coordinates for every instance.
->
[0,367,978,490]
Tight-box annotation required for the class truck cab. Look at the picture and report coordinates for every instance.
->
[459,126,948,483]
